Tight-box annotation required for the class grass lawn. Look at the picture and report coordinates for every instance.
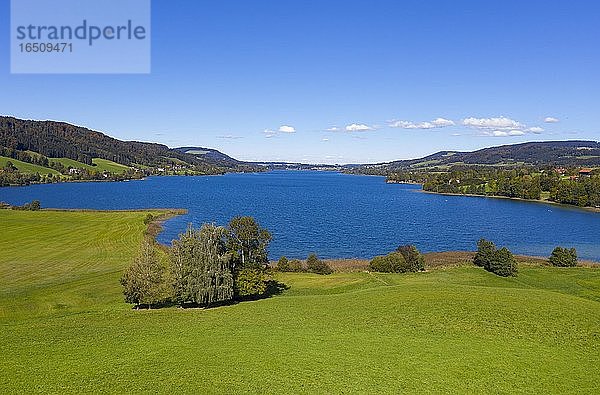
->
[0,156,61,175]
[1,210,599,393]
[48,157,131,174]
[49,157,98,171]
[91,158,131,174]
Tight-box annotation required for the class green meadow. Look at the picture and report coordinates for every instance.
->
[48,157,131,174]
[1,155,131,176]
[0,156,61,175]
[1,210,599,393]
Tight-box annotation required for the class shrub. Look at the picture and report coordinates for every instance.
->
[143,213,155,225]
[396,245,425,272]
[28,200,41,211]
[369,251,423,273]
[234,268,268,298]
[489,247,518,277]
[11,200,42,211]
[474,239,496,268]
[548,247,578,267]
[276,256,290,272]
[289,259,303,272]
[306,254,333,275]
[473,239,518,277]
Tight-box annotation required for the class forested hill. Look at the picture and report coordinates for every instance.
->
[174,147,242,167]
[0,116,256,172]
[366,141,600,170]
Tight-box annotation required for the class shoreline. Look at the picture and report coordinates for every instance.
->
[420,189,600,213]
[272,251,599,272]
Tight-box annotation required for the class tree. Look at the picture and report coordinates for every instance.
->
[369,252,420,273]
[120,239,171,308]
[289,259,303,272]
[474,239,496,269]
[396,245,425,272]
[306,254,333,275]
[548,247,578,267]
[29,200,42,211]
[171,224,234,307]
[3,161,17,173]
[226,216,272,269]
[473,239,518,277]
[234,268,268,298]
[488,247,518,277]
[276,256,290,272]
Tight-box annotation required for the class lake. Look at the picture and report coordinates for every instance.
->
[1,171,599,261]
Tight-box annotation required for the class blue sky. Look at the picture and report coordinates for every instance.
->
[1,0,599,164]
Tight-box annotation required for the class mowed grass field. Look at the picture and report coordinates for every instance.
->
[1,210,599,393]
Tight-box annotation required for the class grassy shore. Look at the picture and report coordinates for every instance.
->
[315,251,599,272]
[1,209,600,393]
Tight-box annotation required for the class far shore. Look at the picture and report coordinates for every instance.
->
[420,189,600,213]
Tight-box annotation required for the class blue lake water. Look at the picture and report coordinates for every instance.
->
[1,171,599,261]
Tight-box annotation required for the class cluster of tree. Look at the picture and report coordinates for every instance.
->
[473,239,518,277]
[369,245,425,273]
[422,167,544,199]
[550,177,600,207]
[121,216,277,309]
[0,146,50,167]
[548,247,578,267]
[0,164,58,186]
[276,254,334,275]
[415,166,599,208]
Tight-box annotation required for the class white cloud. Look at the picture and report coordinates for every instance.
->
[321,138,330,142]
[509,130,525,136]
[345,123,374,132]
[484,130,525,137]
[463,116,524,130]
[527,126,544,134]
[278,125,296,133]
[263,125,295,138]
[431,118,456,127]
[326,126,341,132]
[389,120,427,129]
[389,117,455,129]
[544,117,560,123]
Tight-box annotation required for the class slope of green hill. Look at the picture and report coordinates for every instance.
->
[0,156,61,175]
[49,157,131,174]
[91,158,132,173]
[1,209,599,393]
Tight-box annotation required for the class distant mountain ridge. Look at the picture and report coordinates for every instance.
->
[367,141,600,170]
[2,116,598,173]
[174,146,242,167]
